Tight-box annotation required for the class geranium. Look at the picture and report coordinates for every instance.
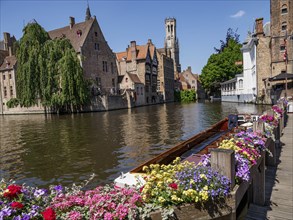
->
[259,114,278,127]
[10,201,24,209]
[3,184,22,199]
[42,207,56,220]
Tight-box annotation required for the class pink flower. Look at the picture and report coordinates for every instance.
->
[104,212,113,220]
[68,211,82,220]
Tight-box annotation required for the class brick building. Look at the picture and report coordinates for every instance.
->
[48,6,119,95]
[116,39,159,105]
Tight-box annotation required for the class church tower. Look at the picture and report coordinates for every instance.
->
[164,18,181,76]
[85,3,92,21]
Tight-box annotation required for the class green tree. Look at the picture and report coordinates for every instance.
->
[15,21,89,112]
[199,28,242,96]
[16,20,50,107]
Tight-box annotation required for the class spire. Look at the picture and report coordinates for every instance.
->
[85,1,91,21]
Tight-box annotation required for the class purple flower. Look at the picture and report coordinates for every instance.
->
[33,188,47,198]
[53,185,63,192]
[13,216,21,220]
[0,207,12,218]
[21,214,30,220]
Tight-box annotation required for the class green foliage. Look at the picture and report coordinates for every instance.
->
[180,90,197,103]
[174,90,197,103]
[6,98,19,108]
[200,28,243,96]
[16,21,89,112]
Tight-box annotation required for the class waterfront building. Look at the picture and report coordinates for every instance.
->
[116,40,159,105]
[48,5,119,95]
[156,48,175,103]
[118,72,145,106]
[178,67,205,99]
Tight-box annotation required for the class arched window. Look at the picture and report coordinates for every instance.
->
[281,21,287,31]
[168,25,170,32]
[239,79,243,88]
[281,4,288,14]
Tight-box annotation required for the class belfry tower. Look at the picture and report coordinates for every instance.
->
[164,18,181,76]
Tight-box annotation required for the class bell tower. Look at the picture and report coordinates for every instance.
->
[165,18,181,76]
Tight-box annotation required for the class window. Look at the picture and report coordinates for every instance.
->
[281,22,287,31]
[4,86,7,97]
[192,80,195,84]
[281,5,288,14]
[136,87,139,95]
[3,75,5,80]
[112,78,115,87]
[125,77,128,83]
[102,61,108,72]
[168,25,170,32]
[96,77,101,86]
[10,86,13,96]
[141,87,143,95]
[9,74,11,79]
[95,32,98,37]
[157,80,160,91]
[239,79,243,89]
[111,62,114,74]
[280,45,286,51]
[95,43,99,50]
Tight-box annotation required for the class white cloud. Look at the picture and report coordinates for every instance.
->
[230,10,245,18]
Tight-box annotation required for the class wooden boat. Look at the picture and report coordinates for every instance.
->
[130,117,231,173]
[115,116,238,187]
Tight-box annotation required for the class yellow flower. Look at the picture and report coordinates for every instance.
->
[171,195,179,201]
[200,174,207,180]
[190,179,195,184]
[203,185,208,191]
[158,196,166,203]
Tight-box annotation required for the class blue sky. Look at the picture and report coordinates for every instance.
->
[0,0,270,74]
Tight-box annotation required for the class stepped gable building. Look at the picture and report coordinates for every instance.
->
[48,5,118,95]
[116,39,159,104]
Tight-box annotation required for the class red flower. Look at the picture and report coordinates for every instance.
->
[11,201,24,209]
[168,183,178,190]
[139,186,144,192]
[42,207,56,220]
[3,184,22,199]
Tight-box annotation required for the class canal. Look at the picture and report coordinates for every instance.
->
[0,102,269,189]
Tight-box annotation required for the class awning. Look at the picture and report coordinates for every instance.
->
[268,72,293,81]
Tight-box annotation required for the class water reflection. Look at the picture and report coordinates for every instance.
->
[0,102,269,188]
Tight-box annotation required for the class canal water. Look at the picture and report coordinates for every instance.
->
[0,101,269,189]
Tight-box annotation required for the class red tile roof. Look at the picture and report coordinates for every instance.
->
[116,41,156,62]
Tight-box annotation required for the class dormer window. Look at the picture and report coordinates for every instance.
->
[76,30,82,37]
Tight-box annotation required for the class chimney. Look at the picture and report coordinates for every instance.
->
[255,18,264,36]
[8,47,12,56]
[69,16,75,29]
[3,32,10,50]
[187,66,192,72]
[130,41,137,60]
[147,39,152,45]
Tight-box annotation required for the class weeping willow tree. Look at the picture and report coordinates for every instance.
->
[16,20,50,107]
[16,21,89,112]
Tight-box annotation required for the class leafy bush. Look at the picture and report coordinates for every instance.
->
[6,98,19,108]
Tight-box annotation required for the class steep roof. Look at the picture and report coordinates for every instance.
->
[128,73,142,84]
[0,55,17,71]
[116,42,156,62]
[48,18,94,52]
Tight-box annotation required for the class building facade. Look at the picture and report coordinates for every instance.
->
[116,40,159,105]
[48,6,119,95]
[178,67,205,99]
[156,49,174,103]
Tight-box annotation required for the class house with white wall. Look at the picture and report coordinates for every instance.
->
[221,34,257,103]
